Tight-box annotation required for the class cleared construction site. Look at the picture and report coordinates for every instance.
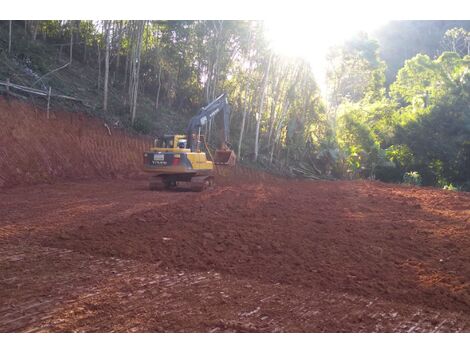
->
[1,98,469,332]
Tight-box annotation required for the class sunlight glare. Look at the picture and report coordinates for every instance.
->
[264,17,389,93]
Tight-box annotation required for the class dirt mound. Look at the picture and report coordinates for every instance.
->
[0,97,152,188]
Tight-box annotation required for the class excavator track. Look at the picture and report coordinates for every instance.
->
[189,176,214,192]
[149,176,167,191]
[149,175,214,192]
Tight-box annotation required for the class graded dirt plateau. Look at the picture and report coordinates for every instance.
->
[1,169,470,332]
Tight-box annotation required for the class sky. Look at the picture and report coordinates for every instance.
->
[264,18,389,93]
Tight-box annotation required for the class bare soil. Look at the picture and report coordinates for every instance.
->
[1,170,469,332]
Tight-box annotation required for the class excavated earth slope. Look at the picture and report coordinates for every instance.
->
[0,97,151,188]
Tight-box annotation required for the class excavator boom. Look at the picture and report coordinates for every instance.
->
[186,93,235,165]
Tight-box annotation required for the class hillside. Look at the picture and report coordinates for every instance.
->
[0,97,151,188]
[0,21,185,136]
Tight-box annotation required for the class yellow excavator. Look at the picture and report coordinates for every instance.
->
[143,93,236,191]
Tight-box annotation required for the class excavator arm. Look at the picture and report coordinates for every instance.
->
[186,93,231,152]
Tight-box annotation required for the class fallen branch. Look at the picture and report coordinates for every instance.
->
[104,123,112,136]
[32,62,70,87]
[0,80,83,103]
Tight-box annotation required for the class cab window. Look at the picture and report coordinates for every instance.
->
[162,137,174,148]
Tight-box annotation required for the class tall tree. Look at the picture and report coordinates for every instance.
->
[129,20,145,125]
[8,20,12,54]
[442,27,470,56]
[69,21,74,65]
[237,30,256,158]
[103,20,111,112]
[254,52,272,161]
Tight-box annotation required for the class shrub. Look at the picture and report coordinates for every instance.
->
[443,183,460,191]
[403,171,422,186]
[374,165,402,183]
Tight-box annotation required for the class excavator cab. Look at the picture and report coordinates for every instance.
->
[159,135,188,150]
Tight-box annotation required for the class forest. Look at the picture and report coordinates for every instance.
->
[1,20,469,190]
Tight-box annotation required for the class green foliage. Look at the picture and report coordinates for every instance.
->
[336,108,379,177]
[332,30,470,190]
[443,183,460,191]
[393,84,470,187]
[374,20,470,84]
[385,144,414,168]
[403,171,422,186]
[335,96,398,178]
[390,52,468,112]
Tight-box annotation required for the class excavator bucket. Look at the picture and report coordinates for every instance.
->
[214,149,236,166]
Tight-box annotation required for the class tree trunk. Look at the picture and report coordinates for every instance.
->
[127,22,136,103]
[211,21,223,101]
[32,21,39,41]
[123,50,129,95]
[130,21,145,125]
[205,58,213,103]
[114,21,123,85]
[103,21,110,112]
[267,100,276,148]
[116,21,123,70]
[97,42,101,90]
[8,21,12,54]
[270,99,290,164]
[155,62,162,111]
[267,64,285,148]
[254,53,273,161]
[69,21,73,66]
[237,80,253,159]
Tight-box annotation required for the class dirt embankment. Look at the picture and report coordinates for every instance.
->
[0,97,152,188]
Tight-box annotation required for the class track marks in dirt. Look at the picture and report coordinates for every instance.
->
[2,243,466,332]
[24,179,470,317]
[1,176,470,332]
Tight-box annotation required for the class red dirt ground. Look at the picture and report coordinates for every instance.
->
[1,171,469,332]
[1,98,470,332]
